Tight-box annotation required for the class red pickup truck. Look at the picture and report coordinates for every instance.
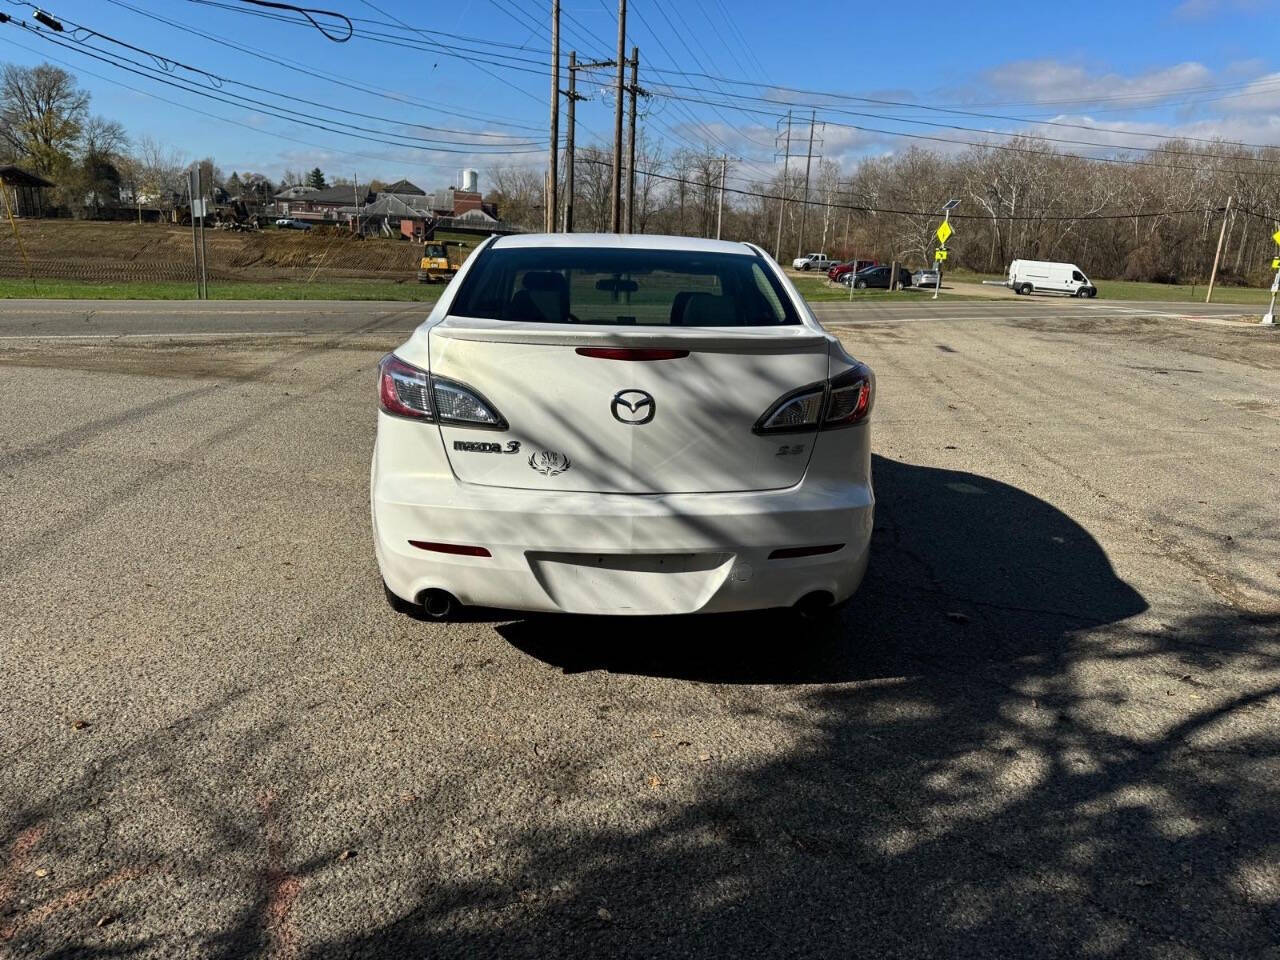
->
[827,258,878,282]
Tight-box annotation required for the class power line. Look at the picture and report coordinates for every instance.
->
[4,18,546,154]
[642,85,1280,177]
[574,155,1209,221]
[0,32,480,174]
[644,79,1280,167]
[642,68,1280,155]
[103,0,543,130]
[62,18,541,142]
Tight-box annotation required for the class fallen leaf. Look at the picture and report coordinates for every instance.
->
[945,612,969,624]
[337,849,357,862]
[34,867,48,878]
[96,914,115,928]
[697,753,711,763]
[71,719,90,731]
[596,907,612,922]
[650,729,664,739]
[647,774,663,789]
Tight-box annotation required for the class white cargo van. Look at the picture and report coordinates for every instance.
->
[1007,260,1097,298]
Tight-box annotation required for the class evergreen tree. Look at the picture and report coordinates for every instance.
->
[307,167,327,189]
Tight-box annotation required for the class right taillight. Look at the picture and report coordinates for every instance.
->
[823,363,874,428]
[753,361,874,434]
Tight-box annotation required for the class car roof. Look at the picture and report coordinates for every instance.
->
[489,232,758,256]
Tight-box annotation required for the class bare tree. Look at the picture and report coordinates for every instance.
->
[0,62,87,176]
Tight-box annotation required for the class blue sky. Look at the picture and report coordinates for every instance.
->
[0,0,1276,190]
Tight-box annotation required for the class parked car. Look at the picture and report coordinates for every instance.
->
[844,264,913,289]
[912,267,940,288]
[373,233,876,620]
[792,252,836,271]
[1007,259,1097,297]
[275,218,311,231]
[828,258,878,282]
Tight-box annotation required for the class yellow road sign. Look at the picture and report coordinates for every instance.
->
[1272,257,1280,269]
[1273,228,1280,246]
[935,221,953,245]
[934,249,948,261]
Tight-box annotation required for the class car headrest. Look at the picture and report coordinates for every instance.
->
[521,271,568,293]
[669,291,695,325]
[678,292,738,327]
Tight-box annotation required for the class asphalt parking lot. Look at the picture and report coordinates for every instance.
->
[1,299,1278,958]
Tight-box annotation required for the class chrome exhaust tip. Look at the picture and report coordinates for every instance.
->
[418,589,458,620]
[793,591,836,620]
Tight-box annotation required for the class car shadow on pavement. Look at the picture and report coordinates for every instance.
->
[499,454,1150,684]
[321,457,1279,958]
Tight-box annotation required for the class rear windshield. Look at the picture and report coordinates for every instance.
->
[449,246,800,326]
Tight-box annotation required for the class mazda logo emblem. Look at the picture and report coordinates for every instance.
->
[611,389,655,425]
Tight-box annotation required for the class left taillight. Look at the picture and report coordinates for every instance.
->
[379,354,434,420]
[378,354,507,430]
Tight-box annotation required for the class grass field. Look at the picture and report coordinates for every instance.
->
[945,269,1273,305]
[0,278,443,301]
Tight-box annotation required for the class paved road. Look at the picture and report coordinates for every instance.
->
[1,301,1278,958]
[0,294,1263,339]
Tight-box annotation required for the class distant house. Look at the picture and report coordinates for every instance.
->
[380,178,425,196]
[0,165,54,217]
[274,183,374,221]
[289,173,510,239]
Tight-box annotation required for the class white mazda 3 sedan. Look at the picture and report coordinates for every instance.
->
[372,233,875,618]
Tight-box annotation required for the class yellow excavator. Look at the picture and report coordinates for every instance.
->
[417,240,468,283]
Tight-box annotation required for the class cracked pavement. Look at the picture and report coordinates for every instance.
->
[1,302,1278,958]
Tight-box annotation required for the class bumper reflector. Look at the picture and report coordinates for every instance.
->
[768,543,844,560]
[409,540,492,557]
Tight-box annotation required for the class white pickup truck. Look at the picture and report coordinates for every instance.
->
[792,252,836,271]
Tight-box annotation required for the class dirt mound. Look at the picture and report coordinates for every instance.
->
[0,220,421,283]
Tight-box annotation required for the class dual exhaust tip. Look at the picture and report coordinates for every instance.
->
[418,588,458,620]
[411,588,834,621]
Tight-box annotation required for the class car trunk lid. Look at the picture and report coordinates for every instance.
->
[429,318,829,494]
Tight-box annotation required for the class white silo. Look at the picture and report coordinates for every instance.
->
[461,168,479,193]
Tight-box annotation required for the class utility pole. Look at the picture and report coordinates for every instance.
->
[796,109,815,260]
[625,46,638,234]
[547,0,560,232]
[198,172,208,298]
[1206,194,1233,303]
[187,167,201,299]
[774,110,791,262]
[610,0,626,232]
[842,180,851,252]
[563,50,577,233]
[564,54,612,233]
[716,154,727,240]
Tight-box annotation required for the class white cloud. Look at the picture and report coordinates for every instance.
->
[1174,0,1277,19]
[979,59,1214,107]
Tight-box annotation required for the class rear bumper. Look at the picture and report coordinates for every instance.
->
[372,420,874,616]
